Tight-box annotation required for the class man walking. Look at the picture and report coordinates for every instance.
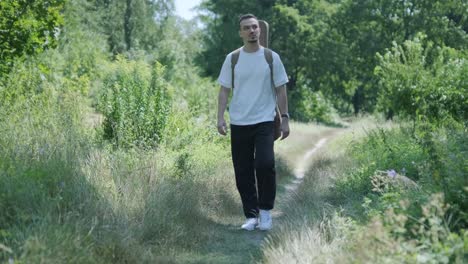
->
[217,14,290,231]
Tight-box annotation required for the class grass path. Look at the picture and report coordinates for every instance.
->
[176,122,346,263]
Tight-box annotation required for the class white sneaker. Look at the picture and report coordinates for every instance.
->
[241,218,258,231]
[258,210,272,231]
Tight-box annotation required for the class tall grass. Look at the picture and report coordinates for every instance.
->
[0,95,243,263]
[261,145,356,263]
[0,47,242,262]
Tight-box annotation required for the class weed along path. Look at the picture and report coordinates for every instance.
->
[181,122,343,264]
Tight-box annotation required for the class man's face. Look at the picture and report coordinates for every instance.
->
[239,18,260,43]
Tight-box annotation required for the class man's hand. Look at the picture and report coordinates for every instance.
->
[276,85,290,140]
[280,118,290,140]
[217,118,227,136]
[217,86,230,136]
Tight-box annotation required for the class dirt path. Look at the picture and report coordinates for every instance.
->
[285,137,328,193]
[268,124,344,228]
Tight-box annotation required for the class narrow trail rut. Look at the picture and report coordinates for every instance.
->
[285,138,328,192]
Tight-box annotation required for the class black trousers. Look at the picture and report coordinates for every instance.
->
[230,121,276,218]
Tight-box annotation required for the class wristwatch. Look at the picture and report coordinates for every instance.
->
[281,113,290,119]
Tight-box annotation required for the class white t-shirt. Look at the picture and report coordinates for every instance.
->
[218,47,288,125]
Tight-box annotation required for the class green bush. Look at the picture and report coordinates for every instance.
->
[324,122,466,263]
[335,126,427,199]
[289,85,337,124]
[0,0,65,77]
[415,123,468,226]
[373,33,467,230]
[43,29,108,96]
[375,34,468,123]
[99,57,171,148]
[336,122,467,230]
[347,194,466,264]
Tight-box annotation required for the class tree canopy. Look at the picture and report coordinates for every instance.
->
[197,0,467,116]
[0,0,65,77]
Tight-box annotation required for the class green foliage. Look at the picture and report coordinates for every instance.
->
[413,122,468,224]
[289,85,336,124]
[99,57,171,148]
[0,0,65,77]
[310,121,467,262]
[159,101,230,179]
[335,122,467,234]
[0,0,241,262]
[0,57,233,262]
[269,3,315,90]
[0,58,45,107]
[198,0,467,115]
[331,0,468,114]
[373,35,467,220]
[90,0,175,54]
[386,194,467,263]
[353,194,467,263]
[0,54,102,262]
[57,0,109,80]
[376,35,468,123]
[336,127,427,199]
[357,128,427,180]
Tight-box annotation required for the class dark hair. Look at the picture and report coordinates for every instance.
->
[238,14,257,25]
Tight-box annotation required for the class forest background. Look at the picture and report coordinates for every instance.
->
[0,0,466,263]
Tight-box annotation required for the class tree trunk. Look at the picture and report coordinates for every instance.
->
[124,0,132,50]
[352,86,363,115]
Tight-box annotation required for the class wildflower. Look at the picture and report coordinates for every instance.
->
[387,169,397,178]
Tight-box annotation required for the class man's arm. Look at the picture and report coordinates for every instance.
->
[217,86,231,135]
[276,85,290,140]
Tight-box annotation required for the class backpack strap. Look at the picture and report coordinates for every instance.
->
[231,48,241,89]
[264,48,273,84]
[264,48,276,98]
[231,47,274,91]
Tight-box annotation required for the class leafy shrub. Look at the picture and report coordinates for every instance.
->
[359,194,467,264]
[45,30,108,96]
[373,34,467,230]
[0,0,65,77]
[180,76,218,118]
[414,123,468,228]
[335,126,427,200]
[289,85,337,124]
[99,57,171,148]
[375,34,467,123]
